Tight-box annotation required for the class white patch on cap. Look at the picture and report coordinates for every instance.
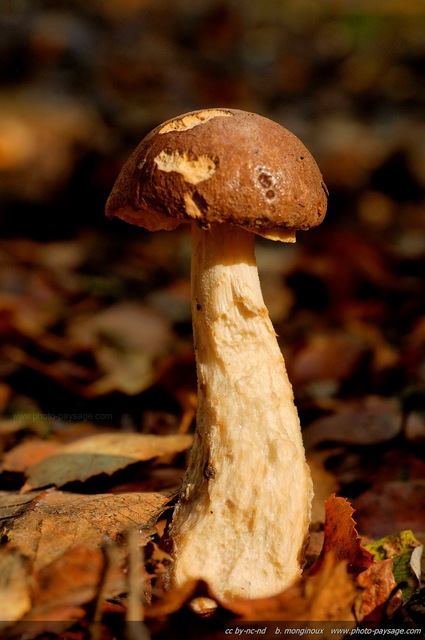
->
[158,110,233,134]
[154,149,218,184]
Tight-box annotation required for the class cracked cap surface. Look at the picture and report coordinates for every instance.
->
[106,108,328,240]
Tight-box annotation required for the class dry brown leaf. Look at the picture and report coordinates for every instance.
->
[312,494,375,576]
[2,488,172,571]
[0,547,32,626]
[223,552,358,625]
[0,489,41,519]
[303,396,402,448]
[2,439,61,473]
[67,302,171,354]
[24,432,192,489]
[67,302,173,396]
[146,554,357,633]
[4,544,125,638]
[27,545,120,621]
[357,558,402,621]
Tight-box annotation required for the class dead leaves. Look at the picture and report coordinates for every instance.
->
[1,489,171,571]
[21,432,192,489]
[145,494,422,631]
[357,560,400,621]
[0,544,126,635]
[0,488,170,631]
[222,553,358,624]
[66,302,174,396]
[0,429,191,634]
[26,545,115,623]
[0,481,422,635]
[0,399,195,637]
[366,530,423,604]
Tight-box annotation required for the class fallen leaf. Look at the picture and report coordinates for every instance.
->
[2,439,61,473]
[366,530,423,603]
[303,396,402,448]
[67,302,173,396]
[357,558,402,620]
[85,348,154,396]
[0,490,41,519]
[2,488,172,571]
[24,432,192,489]
[0,547,32,627]
[67,302,172,356]
[28,545,122,621]
[5,544,125,638]
[312,494,375,576]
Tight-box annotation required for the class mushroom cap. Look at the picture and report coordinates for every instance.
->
[106,108,327,240]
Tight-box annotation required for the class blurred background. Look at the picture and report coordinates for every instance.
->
[1,0,425,536]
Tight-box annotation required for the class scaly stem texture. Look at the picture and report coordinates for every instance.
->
[169,223,312,600]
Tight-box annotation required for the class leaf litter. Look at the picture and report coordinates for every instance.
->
[22,432,193,489]
[1,2,425,636]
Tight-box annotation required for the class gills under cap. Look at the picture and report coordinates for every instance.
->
[106,108,328,240]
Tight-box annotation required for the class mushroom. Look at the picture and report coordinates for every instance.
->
[106,108,327,600]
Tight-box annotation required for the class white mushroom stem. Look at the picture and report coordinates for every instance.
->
[169,222,312,600]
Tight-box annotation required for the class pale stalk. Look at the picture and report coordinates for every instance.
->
[169,222,312,600]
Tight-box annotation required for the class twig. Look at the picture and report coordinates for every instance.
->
[126,527,151,640]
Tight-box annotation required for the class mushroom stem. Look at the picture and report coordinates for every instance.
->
[169,222,313,600]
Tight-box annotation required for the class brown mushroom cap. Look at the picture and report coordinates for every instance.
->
[106,108,327,239]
